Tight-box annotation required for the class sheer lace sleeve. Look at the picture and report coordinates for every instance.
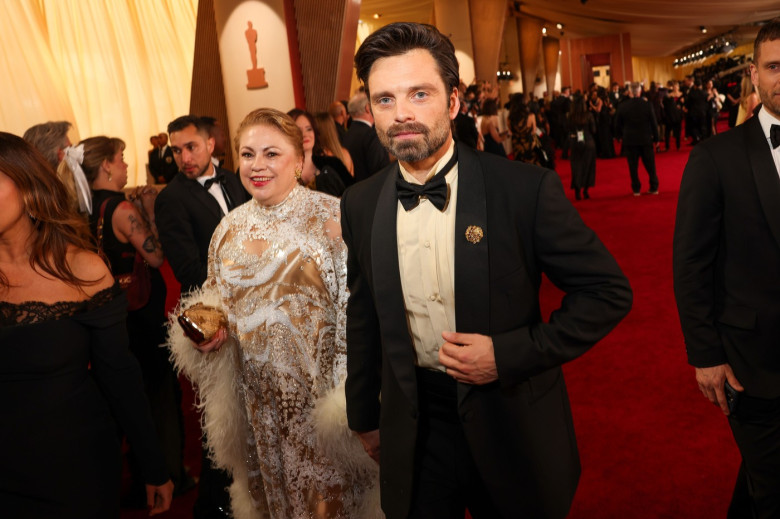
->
[320,197,349,387]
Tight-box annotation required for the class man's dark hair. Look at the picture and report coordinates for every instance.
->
[167,114,210,136]
[754,18,780,63]
[354,22,459,98]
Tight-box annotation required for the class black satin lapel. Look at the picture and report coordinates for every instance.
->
[746,117,780,249]
[370,168,418,410]
[187,179,223,219]
[454,147,490,404]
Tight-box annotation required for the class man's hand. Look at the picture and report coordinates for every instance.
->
[146,479,174,515]
[438,331,498,385]
[357,429,380,464]
[695,364,744,415]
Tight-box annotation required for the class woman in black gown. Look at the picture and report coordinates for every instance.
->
[568,95,598,200]
[0,132,173,518]
[65,135,190,501]
[288,109,354,197]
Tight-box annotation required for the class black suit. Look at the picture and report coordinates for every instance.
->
[341,144,632,519]
[149,146,178,184]
[154,166,249,293]
[342,120,390,182]
[615,98,660,193]
[674,112,780,517]
[454,111,479,149]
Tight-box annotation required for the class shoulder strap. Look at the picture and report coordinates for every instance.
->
[96,198,113,269]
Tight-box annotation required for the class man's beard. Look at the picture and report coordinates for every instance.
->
[377,115,451,163]
[757,83,780,119]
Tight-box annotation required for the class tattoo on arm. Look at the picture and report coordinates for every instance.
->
[128,214,145,235]
[142,236,160,253]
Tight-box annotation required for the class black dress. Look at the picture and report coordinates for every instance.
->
[89,190,187,493]
[569,113,598,190]
[0,285,167,518]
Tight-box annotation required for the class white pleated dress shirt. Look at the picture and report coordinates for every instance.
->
[396,140,458,371]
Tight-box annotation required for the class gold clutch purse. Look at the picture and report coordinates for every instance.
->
[177,303,227,343]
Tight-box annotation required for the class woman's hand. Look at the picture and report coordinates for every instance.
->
[192,327,228,353]
[146,479,174,516]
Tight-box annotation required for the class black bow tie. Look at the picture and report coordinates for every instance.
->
[396,146,458,212]
[771,125,780,149]
[203,174,226,190]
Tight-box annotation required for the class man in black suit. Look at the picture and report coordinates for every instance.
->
[328,100,349,144]
[154,115,249,518]
[684,80,708,145]
[673,19,780,518]
[549,86,572,158]
[615,82,660,196]
[341,22,632,519]
[453,93,479,149]
[149,132,179,184]
[343,91,390,181]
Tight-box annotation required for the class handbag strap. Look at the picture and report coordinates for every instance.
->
[96,198,110,250]
[95,198,114,270]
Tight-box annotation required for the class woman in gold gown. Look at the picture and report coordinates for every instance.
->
[168,108,378,519]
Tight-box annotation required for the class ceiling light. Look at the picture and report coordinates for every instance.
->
[373,13,381,19]
[542,27,547,35]
[700,26,707,34]
[556,23,563,30]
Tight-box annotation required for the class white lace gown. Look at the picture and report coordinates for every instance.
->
[203,185,371,518]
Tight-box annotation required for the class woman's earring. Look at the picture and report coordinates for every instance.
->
[295,167,302,180]
[28,212,38,224]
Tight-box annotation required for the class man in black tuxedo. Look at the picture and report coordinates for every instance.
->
[673,20,780,518]
[154,115,249,518]
[343,91,390,181]
[615,82,660,196]
[341,22,632,519]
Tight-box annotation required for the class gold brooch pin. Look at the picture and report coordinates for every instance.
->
[465,225,484,244]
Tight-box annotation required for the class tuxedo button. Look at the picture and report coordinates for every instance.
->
[428,294,436,301]
[424,241,430,248]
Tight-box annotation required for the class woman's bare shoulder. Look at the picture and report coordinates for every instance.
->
[67,247,113,294]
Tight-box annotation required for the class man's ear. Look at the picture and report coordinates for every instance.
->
[449,87,460,120]
[206,136,215,155]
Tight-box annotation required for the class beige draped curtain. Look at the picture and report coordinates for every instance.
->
[0,0,198,186]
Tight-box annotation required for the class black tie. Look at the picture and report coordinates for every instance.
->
[396,146,458,212]
[203,173,235,212]
[771,125,780,149]
[203,173,225,190]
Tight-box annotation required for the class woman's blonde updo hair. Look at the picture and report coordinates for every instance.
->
[234,108,303,159]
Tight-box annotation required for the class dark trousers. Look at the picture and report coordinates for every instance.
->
[193,438,233,519]
[665,122,681,150]
[727,394,780,519]
[624,144,659,193]
[408,368,501,519]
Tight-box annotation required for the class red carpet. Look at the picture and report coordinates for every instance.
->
[556,134,741,518]
[122,130,741,518]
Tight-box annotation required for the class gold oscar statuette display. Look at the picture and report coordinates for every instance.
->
[245,20,268,89]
